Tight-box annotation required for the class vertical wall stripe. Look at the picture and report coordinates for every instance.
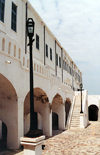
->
[44,26,45,65]
[25,2,28,54]
[72,61,74,90]
[61,48,63,83]
[55,40,57,76]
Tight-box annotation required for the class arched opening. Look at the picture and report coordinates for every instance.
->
[52,112,59,130]
[0,74,18,149]
[65,98,71,125]
[0,121,7,151]
[88,105,99,121]
[52,93,64,131]
[24,88,49,136]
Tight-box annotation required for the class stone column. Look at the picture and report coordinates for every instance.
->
[42,105,52,137]
[18,97,24,147]
[59,104,65,130]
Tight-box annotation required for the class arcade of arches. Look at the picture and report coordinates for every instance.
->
[0,74,73,150]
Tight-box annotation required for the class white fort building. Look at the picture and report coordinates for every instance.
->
[0,0,99,151]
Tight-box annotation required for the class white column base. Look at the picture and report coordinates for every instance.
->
[20,136,45,155]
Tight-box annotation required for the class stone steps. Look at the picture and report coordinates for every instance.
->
[70,95,81,129]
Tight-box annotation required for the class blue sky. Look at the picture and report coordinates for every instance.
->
[29,0,100,95]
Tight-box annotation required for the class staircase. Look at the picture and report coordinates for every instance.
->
[70,94,81,128]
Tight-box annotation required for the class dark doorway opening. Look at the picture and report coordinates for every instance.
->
[52,112,59,130]
[0,122,7,151]
[88,105,99,121]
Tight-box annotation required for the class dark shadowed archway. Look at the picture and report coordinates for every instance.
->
[0,122,7,151]
[65,98,71,125]
[52,112,59,130]
[52,93,65,130]
[24,87,50,136]
[88,105,99,121]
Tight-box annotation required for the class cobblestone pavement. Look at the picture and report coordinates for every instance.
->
[1,121,100,155]
[42,122,100,155]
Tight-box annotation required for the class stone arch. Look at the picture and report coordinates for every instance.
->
[24,87,51,136]
[0,74,18,149]
[88,105,99,121]
[65,98,71,125]
[52,93,65,130]
[49,86,64,103]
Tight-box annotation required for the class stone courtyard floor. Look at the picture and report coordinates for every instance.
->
[1,121,100,155]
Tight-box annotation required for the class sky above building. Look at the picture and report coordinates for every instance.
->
[29,0,100,95]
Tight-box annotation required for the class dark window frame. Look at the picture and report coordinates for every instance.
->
[46,44,48,57]
[0,0,5,22]
[56,53,58,66]
[11,2,17,32]
[50,48,52,61]
[59,56,61,68]
[36,34,39,50]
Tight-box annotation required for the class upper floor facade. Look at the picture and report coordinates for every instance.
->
[0,0,82,90]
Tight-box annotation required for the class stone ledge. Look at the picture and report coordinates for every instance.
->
[20,135,45,143]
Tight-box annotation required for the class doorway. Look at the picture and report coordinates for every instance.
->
[88,105,99,121]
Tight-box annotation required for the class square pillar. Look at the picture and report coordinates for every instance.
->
[20,136,45,155]
[59,105,65,130]
[42,108,52,137]
[80,113,84,128]
[18,98,24,147]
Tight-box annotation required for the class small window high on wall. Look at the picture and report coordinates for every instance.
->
[56,53,58,66]
[50,48,52,61]
[36,34,39,50]
[46,44,48,57]
[11,2,17,32]
[0,0,5,22]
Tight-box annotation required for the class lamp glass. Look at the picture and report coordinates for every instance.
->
[28,27,33,34]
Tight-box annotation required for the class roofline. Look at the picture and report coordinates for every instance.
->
[24,0,81,74]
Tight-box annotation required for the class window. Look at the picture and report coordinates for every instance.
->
[59,56,61,68]
[46,44,48,57]
[36,34,39,50]
[0,0,5,22]
[56,53,58,66]
[50,48,52,61]
[11,2,17,32]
